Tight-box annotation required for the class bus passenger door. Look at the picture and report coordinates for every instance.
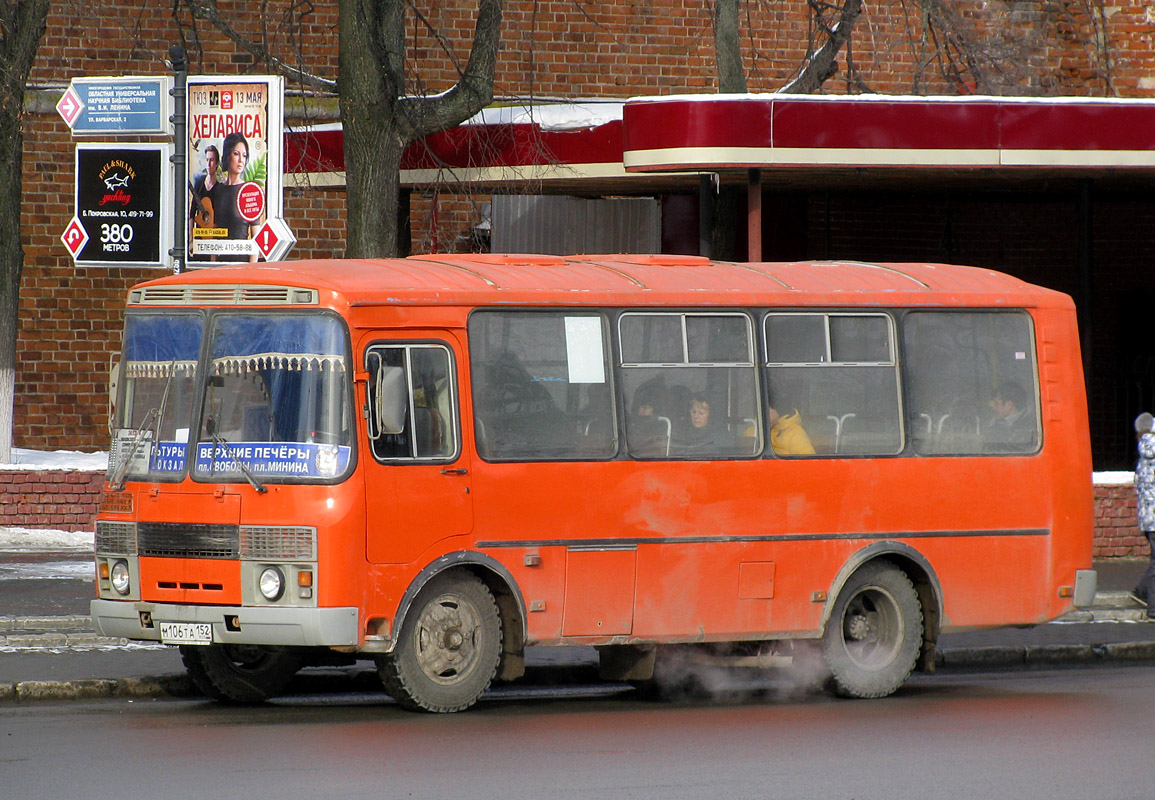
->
[363,335,473,564]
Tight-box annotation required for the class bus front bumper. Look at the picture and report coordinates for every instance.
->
[91,599,360,648]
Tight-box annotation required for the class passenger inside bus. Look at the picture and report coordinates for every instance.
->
[578,383,615,453]
[985,382,1037,453]
[767,405,816,456]
[672,394,733,455]
[627,385,670,457]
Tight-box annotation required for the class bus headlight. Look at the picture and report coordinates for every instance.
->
[258,567,285,601]
[110,560,131,596]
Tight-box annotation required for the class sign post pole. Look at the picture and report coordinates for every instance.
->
[169,46,188,274]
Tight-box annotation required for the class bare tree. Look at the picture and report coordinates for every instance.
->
[0,0,50,463]
[179,1,504,259]
[713,0,747,94]
[706,0,748,260]
[340,0,503,257]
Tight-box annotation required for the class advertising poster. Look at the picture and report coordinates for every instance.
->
[67,143,171,267]
[186,76,284,267]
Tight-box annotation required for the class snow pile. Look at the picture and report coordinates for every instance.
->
[3,447,108,471]
[0,526,94,552]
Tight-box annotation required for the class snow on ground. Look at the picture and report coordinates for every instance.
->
[0,527,94,552]
[3,447,108,471]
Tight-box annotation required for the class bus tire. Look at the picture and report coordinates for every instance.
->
[822,562,923,699]
[379,572,503,713]
[180,644,303,704]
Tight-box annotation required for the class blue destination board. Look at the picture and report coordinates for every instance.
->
[69,77,171,135]
[194,442,352,480]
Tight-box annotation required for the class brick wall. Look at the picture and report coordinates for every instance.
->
[0,471,105,532]
[1094,481,1149,558]
[13,1,1155,452]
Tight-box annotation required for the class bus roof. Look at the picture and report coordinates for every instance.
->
[132,255,1071,310]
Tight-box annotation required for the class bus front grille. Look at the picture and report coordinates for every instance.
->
[138,522,239,559]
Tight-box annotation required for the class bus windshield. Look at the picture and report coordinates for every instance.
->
[193,313,353,484]
[109,313,204,485]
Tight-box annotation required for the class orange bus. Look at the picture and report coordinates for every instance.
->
[92,254,1096,712]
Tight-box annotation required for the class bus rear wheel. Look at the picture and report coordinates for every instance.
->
[379,572,503,713]
[180,643,303,704]
[822,562,923,699]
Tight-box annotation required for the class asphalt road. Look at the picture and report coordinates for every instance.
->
[2,663,1151,800]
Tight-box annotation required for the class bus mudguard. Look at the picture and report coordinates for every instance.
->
[385,550,528,662]
[820,541,945,649]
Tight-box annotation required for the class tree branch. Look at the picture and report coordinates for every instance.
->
[400,0,503,139]
[779,0,863,94]
[181,0,336,92]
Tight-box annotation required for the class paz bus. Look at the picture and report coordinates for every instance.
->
[91,254,1096,712]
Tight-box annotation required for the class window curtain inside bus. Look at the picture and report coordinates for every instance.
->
[123,314,203,379]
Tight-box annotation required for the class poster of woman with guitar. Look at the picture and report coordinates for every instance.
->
[187,77,283,267]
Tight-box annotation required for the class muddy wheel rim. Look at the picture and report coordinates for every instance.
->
[839,585,904,671]
[414,592,483,685]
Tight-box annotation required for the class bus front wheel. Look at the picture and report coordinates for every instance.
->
[379,572,503,713]
[822,562,923,699]
[180,644,303,704]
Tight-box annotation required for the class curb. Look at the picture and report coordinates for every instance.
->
[937,640,1155,670]
[0,674,195,703]
[1,632,130,648]
[0,615,93,632]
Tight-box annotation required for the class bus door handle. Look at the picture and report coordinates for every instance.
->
[440,468,469,476]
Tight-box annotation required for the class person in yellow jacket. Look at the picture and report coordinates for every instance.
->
[768,406,816,455]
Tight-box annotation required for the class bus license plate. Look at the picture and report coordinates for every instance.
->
[159,622,213,646]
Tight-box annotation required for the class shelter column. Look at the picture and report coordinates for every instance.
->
[747,168,762,261]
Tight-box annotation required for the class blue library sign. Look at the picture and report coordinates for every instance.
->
[57,77,172,135]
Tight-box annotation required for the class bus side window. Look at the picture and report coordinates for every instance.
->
[620,312,760,459]
[902,311,1040,456]
[366,343,459,462]
[468,312,616,461]
[763,312,902,457]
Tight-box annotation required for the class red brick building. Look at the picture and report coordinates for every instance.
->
[13,2,1155,468]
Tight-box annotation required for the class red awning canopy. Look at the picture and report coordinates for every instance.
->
[284,94,1155,194]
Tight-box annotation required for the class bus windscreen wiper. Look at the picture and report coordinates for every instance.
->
[204,416,267,494]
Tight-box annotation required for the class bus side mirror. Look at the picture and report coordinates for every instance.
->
[107,357,121,434]
[375,365,407,434]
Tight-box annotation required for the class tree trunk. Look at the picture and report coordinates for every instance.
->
[713,0,747,94]
[339,0,503,259]
[708,0,747,260]
[0,123,20,462]
[0,0,50,462]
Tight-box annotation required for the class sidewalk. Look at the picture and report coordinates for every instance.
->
[3,559,1154,703]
